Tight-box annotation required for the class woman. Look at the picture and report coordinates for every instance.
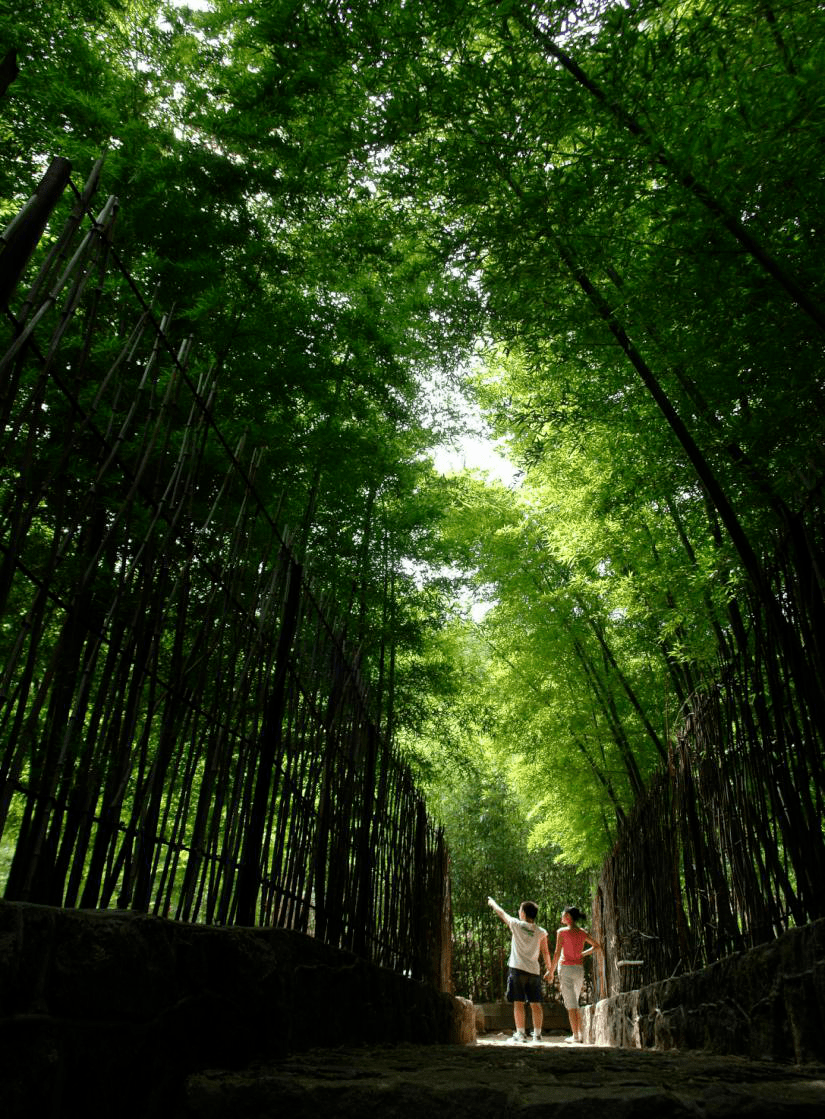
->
[546,906,601,1043]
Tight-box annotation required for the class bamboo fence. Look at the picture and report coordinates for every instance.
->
[593,528,825,995]
[0,157,451,988]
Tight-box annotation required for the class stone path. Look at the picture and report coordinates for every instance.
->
[185,1032,825,1117]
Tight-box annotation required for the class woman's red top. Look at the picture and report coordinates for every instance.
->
[559,926,587,966]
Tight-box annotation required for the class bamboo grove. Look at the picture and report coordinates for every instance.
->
[429,0,825,989]
[0,154,450,987]
[371,0,825,992]
[3,0,825,1000]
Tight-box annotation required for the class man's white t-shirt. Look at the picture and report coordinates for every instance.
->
[506,916,547,974]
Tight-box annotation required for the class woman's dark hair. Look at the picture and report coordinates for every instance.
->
[563,905,584,923]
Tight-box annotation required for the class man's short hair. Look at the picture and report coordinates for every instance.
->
[521,900,539,921]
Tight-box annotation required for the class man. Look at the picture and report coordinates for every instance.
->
[487,896,552,1043]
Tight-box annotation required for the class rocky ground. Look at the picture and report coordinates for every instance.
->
[183,1031,825,1118]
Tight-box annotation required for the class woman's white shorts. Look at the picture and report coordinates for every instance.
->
[559,964,584,1009]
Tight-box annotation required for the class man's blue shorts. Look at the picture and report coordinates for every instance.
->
[506,966,542,1004]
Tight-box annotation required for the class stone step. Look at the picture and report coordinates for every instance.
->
[184,1039,825,1117]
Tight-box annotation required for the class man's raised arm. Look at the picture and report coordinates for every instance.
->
[487,896,511,925]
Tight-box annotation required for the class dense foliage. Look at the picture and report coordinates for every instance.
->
[382,0,825,869]
[3,2,824,968]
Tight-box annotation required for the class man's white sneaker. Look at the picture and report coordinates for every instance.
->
[512,1030,528,1043]
[565,1034,577,1043]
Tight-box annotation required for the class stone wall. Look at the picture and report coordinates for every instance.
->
[581,917,825,1064]
[478,1000,569,1033]
[0,900,470,1119]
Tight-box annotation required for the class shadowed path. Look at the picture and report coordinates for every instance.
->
[184,1034,825,1117]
